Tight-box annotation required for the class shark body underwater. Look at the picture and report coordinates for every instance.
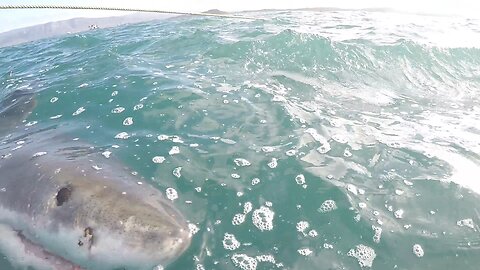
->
[0,90,191,269]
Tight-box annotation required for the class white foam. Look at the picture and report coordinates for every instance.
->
[111,107,125,113]
[267,158,278,169]
[165,188,178,201]
[123,117,133,126]
[72,107,85,116]
[234,158,251,167]
[347,244,376,268]
[252,206,274,231]
[243,202,253,214]
[231,254,257,270]
[152,156,165,164]
[114,132,130,139]
[297,248,313,256]
[232,214,246,226]
[173,167,182,178]
[169,146,180,155]
[412,244,424,257]
[223,233,241,251]
[456,218,475,230]
[295,174,306,185]
[318,200,337,213]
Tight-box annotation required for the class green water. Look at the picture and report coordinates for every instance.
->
[1,10,480,270]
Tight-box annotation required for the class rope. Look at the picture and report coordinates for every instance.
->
[0,4,263,20]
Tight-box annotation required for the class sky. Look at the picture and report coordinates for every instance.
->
[0,0,479,33]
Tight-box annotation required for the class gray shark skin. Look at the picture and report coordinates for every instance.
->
[0,91,191,269]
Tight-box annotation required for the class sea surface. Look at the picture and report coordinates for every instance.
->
[1,9,480,270]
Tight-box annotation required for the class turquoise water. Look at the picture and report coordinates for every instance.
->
[1,10,480,269]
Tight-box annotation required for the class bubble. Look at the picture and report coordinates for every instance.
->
[347,244,376,268]
[78,83,88,88]
[297,248,312,256]
[395,189,404,195]
[158,135,169,141]
[255,254,275,263]
[114,132,130,139]
[112,107,125,113]
[188,223,199,236]
[232,213,246,226]
[111,90,118,96]
[231,173,241,179]
[296,221,309,234]
[165,188,178,201]
[404,180,414,186]
[234,158,251,167]
[295,174,306,185]
[25,121,37,127]
[394,209,404,219]
[251,178,260,186]
[318,200,337,213]
[123,117,133,126]
[267,158,278,169]
[72,107,85,116]
[261,146,275,153]
[457,218,475,230]
[231,254,257,270]
[358,202,367,209]
[372,225,382,243]
[133,104,144,110]
[32,151,47,158]
[152,156,165,164]
[243,202,253,214]
[412,244,424,257]
[196,264,205,270]
[285,149,297,156]
[50,97,58,103]
[169,146,180,155]
[223,233,241,251]
[49,114,62,119]
[252,206,274,231]
[92,165,102,171]
[344,148,352,157]
[323,243,333,249]
[173,167,182,178]
[308,230,318,237]
[102,151,112,158]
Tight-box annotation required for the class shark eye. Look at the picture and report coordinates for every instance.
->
[56,186,72,206]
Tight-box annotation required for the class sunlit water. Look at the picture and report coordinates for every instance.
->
[1,9,480,270]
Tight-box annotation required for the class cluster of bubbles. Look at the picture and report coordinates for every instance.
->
[152,156,166,164]
[372,225,382,243]
[165,187,178,201]
[231,254,257,270]
[456,218,475,230]
[234,158,251,167]
[232,202,254,226]
[318,200,337,213]
[347,244,377,268]
[297,248,313,256]
[267,158,278,169]
[252,206,275,231]
[412,244,424,257]
[223,233,241,251]
[173,167,182,178]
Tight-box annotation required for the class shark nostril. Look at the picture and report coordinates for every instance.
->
[56,186,72,206]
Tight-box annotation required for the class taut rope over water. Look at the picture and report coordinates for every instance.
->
[0,4,264,20]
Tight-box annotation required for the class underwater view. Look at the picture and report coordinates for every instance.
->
[1,9,480,270]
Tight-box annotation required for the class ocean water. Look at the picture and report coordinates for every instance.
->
[1,9,480,270]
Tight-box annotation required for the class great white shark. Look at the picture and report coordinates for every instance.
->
[0,90,191,269]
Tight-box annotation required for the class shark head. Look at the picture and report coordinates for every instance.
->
[45,168,192,269]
